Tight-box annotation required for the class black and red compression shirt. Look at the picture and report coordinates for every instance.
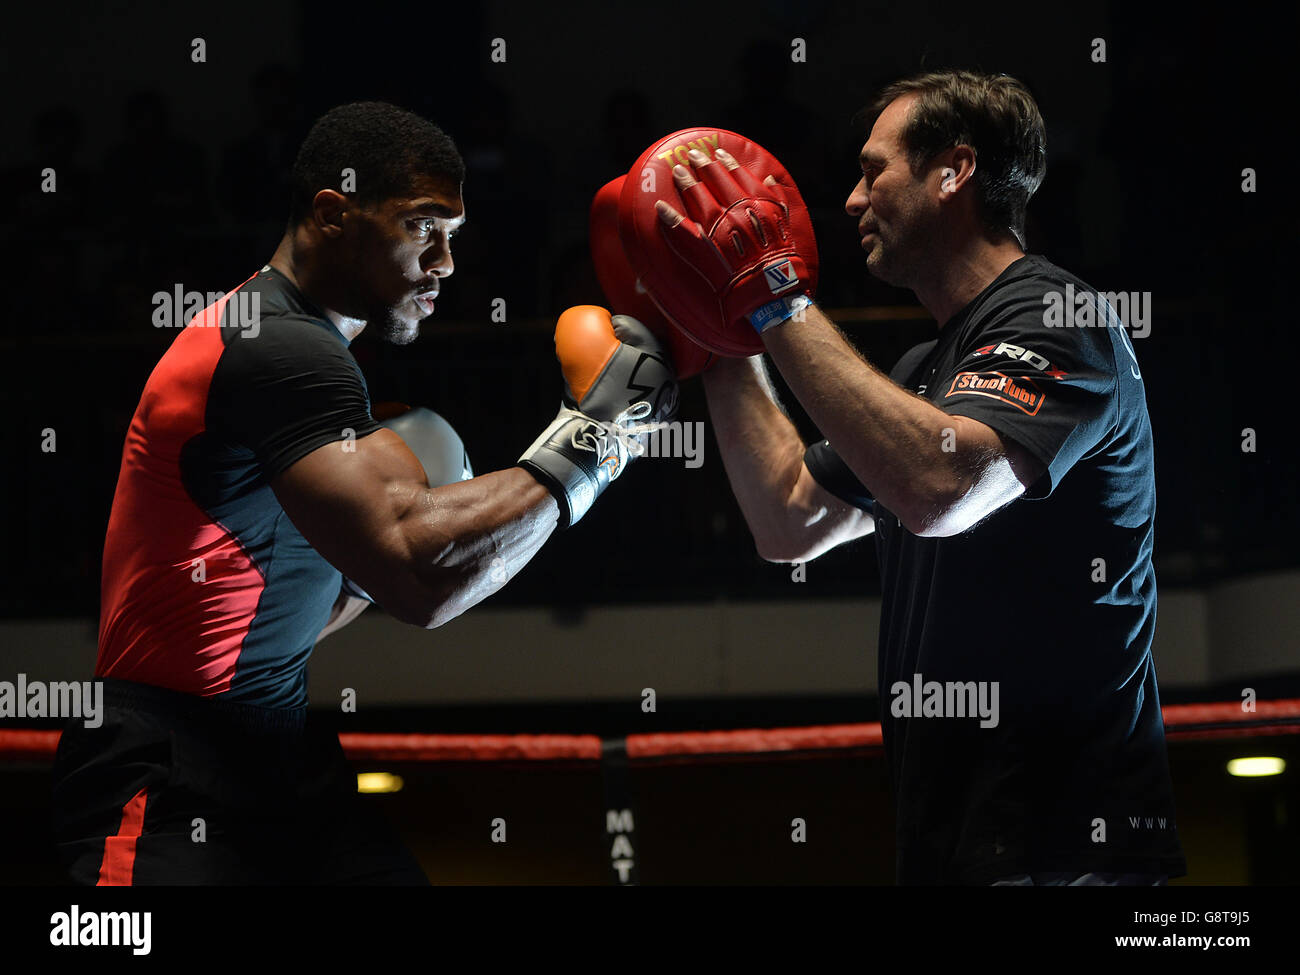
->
[96,266,381,709]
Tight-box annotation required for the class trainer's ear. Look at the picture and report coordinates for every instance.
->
[377,408,472,485]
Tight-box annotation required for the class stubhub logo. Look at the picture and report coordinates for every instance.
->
[763,260,798,294]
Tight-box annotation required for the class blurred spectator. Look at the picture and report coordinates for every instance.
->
[217,63,306,238]
[103,89,211,239]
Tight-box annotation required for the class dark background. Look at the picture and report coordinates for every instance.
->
[1,2,1293,617]
[0,0,1296,889]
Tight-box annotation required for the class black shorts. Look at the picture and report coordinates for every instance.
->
[51,678,427,885]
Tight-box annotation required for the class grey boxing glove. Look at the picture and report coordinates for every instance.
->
[341,407,473,602]
[519,305,677,528]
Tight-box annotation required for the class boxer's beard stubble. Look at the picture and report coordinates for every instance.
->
[373,307,421,345]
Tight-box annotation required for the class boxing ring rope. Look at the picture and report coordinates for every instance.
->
[2,700,1297,763]
[4,700,1294,883]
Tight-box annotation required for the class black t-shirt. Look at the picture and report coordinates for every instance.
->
[807,254,1186,884]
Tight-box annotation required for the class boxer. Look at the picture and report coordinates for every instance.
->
[51,101,675,885]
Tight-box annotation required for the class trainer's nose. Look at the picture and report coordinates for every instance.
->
[846,176,869,217]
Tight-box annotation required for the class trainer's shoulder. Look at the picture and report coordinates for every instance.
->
[976,254,1096,314]
[891,338,939,382]
[995,255,1118,324]
[968,255,1119,360]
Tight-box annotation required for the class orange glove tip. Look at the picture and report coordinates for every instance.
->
[555,305,620,404]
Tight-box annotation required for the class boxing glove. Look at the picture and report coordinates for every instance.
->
[519,305,677,528]
[341,406,473,603]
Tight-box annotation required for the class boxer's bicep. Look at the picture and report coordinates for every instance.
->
[272,429,438,624]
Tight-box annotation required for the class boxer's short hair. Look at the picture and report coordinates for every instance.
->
[288,101,465,224]
[863,70,1047,244]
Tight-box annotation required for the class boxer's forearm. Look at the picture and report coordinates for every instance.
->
[395,468,559,628]
[762,305,964,532]
[702,355,815,554]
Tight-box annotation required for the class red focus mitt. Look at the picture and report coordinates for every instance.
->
[591,176,715,379]
[602,127,819,358]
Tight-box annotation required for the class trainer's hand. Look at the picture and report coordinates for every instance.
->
[655,147,813,334]
[519,305,677,528]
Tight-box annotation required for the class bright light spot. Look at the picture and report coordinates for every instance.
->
[1226,757,1286,778]
[357,771,405,793]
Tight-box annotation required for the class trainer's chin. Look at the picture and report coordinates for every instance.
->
[864,246,895,284]
[863,246,884,276]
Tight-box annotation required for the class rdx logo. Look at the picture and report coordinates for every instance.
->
[973,342,1066,378]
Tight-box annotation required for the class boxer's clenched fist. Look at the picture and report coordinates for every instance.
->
[520,305,677,528]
